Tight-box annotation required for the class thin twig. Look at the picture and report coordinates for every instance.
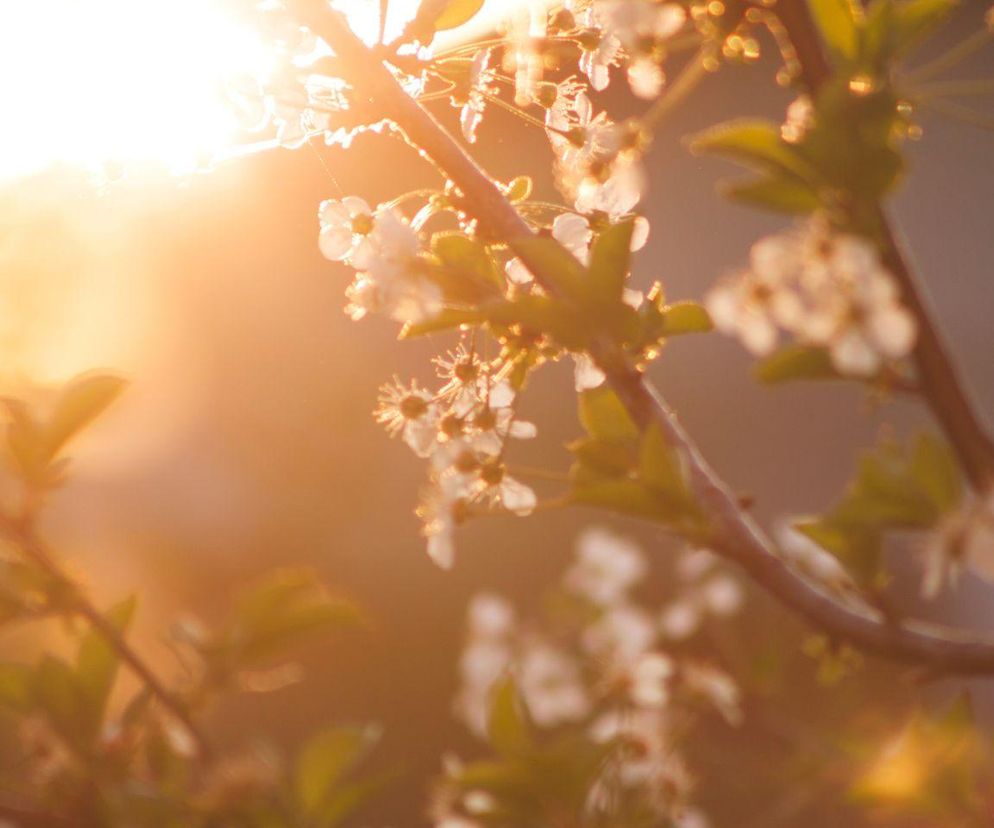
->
[0,515,213,762]
[286,0,994,673]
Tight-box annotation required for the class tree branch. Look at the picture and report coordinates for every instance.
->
[773,0,994,490]
[287,0,994,672]
[0,516,214,762]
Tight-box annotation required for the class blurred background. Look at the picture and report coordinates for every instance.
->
[0,0,992,823]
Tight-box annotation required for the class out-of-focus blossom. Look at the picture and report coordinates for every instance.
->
[707,219,917,376]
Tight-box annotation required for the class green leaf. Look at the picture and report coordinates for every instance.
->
[0,663,33,712]
[722,175,823,215]
[586,218,634,306]
[659,301,713,336]
[431,232,502,300]
[33,655,90,748]
[45,373,127,461]
[76,596,137,735]
[508,235,586,296]
[808,0,861,59]
[570,479,667,520]
[754,345,838,384]
[224,569,361,668]
[487,677,531,757]
[432,0,485,30]
[295,724,381,815]
[578,387,639,445]
[568,437,636,480]
[638,425,692,505]
[399,308,483,339]
[484,296,584,348]
[911,433,963,514]
[890,0,957,58]
[689,119,821,183]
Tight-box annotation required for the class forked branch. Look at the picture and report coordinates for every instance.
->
[774,0,994,490]
[288,0,994,673]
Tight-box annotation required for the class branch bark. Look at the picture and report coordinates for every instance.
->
[287,0,994,672]
[774,0,994,490]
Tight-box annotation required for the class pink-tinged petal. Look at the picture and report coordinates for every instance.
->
[508,420,537,440]
[342,196,371,218]
[655,3,687,37]
[551,212,591,253]
[830,330,880,376]
[505,257,533,285]
[574,354,606,391]
[630,216,650,251]
[319,198,350,227]
[488,380,515,409]
[869,304,917,357]
[427,533,455,570]
[500,477,536,515]
[318,226,354,261]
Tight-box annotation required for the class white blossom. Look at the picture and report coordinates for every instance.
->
[707,220,917,375]
[519,643,591,726]
[566,527,647,606]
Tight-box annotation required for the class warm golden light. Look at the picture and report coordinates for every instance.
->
[0,0,413,181]
[0,0,525,182]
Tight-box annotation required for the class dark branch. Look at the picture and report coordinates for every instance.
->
[287,0,994,673]
[773,0,994,490]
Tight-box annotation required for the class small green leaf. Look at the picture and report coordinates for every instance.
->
[76,596,137,734]
[659,301,713,336]
[432,232,503,299]
[570,478,667,519]
[578,387,639,445]
[809,0,861,59]
[586,218,634,306]
[295,724,381,815]
[722,175,823,215]
[487,677,531,757]
[224,569,361,668]
[45,373,127,460]
[911,433,963,514]
[638,425,691,504]
[754,345,837,384]
[484,296,584,348]
[689,119,821,184]
[0,663,33,712]
[506,176,533,202]
[33,655,90,748]
[568,437,636,479]
[399,308,483,339]
[432,0,485,30]
[508,235,586,296]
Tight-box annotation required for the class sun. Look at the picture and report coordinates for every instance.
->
[0,0,421,182]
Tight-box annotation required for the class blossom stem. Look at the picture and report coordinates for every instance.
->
[287,0,994,672]
[507,465,572,483]
[774,0,994,490]
[641,47,713,135]
[904,26,993,84]
[914,77,994,98]
[920,97,994,131]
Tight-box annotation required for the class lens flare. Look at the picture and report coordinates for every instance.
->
[0,0,408,181]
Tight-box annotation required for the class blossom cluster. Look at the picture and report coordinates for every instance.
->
[706,219,917,377]
[441,528,743,827]
[374,343,538,570]
[319,196,442,323]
